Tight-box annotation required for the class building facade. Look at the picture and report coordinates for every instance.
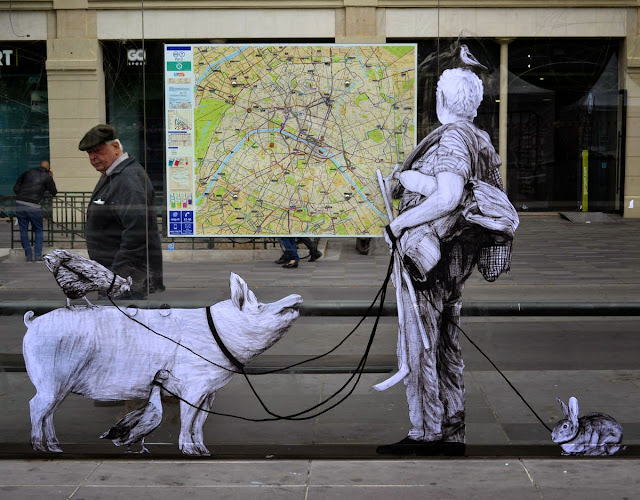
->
[0,0,637,216]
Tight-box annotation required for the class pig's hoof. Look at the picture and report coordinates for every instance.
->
[47,441,62,453]
[31,440,48,452]
[46,441,63,453]
[181,443,210,456]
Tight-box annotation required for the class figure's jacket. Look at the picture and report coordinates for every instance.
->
[86,156,164,294]
[396,121,518,240]
[14,166,58,204]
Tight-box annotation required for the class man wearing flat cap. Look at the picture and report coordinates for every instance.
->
[80,124,164,299]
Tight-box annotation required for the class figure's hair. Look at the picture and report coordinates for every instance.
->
[437,68,484,119]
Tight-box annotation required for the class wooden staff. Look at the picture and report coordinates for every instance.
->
[373,169,429,392]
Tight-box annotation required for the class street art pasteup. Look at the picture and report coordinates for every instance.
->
[23,270,302,456]
[376,46,519,456]
[552,397,624,456]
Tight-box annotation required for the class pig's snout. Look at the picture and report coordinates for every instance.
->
[278,294,303,316]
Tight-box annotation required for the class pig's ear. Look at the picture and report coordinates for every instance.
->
[230,272,249,310]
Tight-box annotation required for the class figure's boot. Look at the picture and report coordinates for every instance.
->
[377,437,465,456]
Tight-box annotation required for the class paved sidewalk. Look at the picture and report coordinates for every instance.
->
[2,458,640,499]
[3,214,640,307]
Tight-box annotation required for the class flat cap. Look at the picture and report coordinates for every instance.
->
[78,124,117,151]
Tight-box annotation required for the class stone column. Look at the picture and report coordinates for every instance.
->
[623,8,640,218]
[496,38,513,189]
[336,0,385,44]
[46,2,105,192]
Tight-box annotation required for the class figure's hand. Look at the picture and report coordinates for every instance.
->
[391,164,400,180]
[384,164,401,184]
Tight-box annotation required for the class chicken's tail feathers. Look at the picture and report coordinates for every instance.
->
[100,427,119,440]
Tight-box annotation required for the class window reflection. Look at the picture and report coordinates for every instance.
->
[508,39,621,212]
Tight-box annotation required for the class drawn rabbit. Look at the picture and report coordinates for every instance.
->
[551,396,624,456]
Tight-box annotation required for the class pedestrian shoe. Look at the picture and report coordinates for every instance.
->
[309,251,322,262]
[282,261,299,268]
[356,241,371,255]
[275,255,288,264]
[376,437,465,457]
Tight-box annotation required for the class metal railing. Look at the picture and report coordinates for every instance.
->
[3,193,281,250]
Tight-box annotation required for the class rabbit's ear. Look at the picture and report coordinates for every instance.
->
[557,397,569,418]
[568,397,579,424]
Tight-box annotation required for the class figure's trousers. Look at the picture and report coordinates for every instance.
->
[402,239,476,443]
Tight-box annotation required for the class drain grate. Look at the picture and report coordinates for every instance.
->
[559,211,620,223]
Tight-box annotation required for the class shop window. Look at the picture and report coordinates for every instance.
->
[102,41,166,196]
[0,42,48,195]
[508,38,621,212]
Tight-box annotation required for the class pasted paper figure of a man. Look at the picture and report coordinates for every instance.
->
[377,61,519,455]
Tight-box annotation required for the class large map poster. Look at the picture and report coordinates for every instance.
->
[164,44,416,237]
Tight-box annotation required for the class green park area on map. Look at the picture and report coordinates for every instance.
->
[192,44,416,236]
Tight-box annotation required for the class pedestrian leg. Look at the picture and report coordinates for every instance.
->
[30,207,44,260]
[275,238,291,264]
[16,205,33,261]
[297,237,322,261]
[280,238,299,268]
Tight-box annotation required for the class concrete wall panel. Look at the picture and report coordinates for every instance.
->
[0,11,48,40]
[97,9,335,40]
[385,8,627,39]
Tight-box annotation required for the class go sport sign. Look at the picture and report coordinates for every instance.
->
[0,49,15,66]
[127,48,146,66]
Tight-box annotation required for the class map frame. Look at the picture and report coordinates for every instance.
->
[164,43,417,238]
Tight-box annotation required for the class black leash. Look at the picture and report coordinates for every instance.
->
[158,260,392,421]
[106,271,117,296]
[108,254,394,421]
[411,276,553,433]
[107,241,550,430]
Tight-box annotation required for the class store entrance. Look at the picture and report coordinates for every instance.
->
[507,39,623,213]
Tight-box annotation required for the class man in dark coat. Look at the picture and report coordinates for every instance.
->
[79,124,164,299]
[14,160,57,261]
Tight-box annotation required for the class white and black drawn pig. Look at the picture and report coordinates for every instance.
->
[23,272,302,456]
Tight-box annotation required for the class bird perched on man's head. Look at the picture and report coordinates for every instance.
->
[43,249,132,308]
[100,369,172,454]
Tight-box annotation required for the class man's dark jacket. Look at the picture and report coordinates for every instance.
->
[86,156,164,295]
[14,166,57,203]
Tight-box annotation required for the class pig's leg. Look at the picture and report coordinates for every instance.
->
[179,392,214,456]
[42,397,66,452]
[30,390,66,452]
[29,394,47,452]
[190,392,215,453]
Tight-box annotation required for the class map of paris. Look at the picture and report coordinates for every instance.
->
[165,44,416,236]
